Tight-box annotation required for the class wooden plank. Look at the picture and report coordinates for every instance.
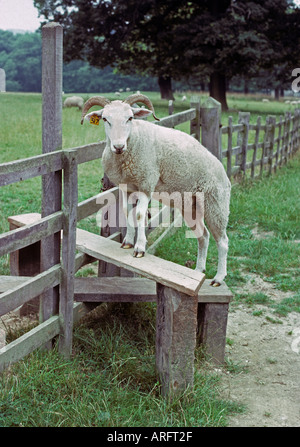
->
[0,315,60,372]
[72,142,106,164]
[0,276,29,292]
[76,229,205,296]
[0,151,63,187]
[74,277,232,303]
[77,187,119,221]
[0,211,63,256]
[155,108,196,129]
[0,264,61,317]
[74,277,157,302]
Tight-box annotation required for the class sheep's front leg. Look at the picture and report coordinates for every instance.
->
[120,187,136,249]
[133,192,150,258]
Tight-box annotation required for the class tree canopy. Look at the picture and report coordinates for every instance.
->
[33,0,300,109]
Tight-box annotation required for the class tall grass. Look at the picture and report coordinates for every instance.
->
[0,92,299,427]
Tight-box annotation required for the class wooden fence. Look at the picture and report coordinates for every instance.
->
[0,23,299,375]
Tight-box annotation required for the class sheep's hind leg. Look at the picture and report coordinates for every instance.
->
[195,225,210,273]
[210,230,228,287]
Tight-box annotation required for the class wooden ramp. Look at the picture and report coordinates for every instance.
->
[76,229,205,297]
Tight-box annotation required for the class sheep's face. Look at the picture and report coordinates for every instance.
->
[85,101,152,155]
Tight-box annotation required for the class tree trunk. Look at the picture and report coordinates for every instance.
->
[209,72,228,111]
[158,75,175,100]
[275,87,280,100]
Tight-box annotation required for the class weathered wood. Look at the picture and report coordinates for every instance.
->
[0,212,63,256]
[8,215,41,315]
[77,187,119,221]
[41,23,63,323]
[74,277,232,304]
[0,151,63,187]
[156,283,198,396]
[0,276,29,292]
[236,112,250,173]
[226,116,233,179]
[0,315,60,373]
[76,229,205,296]
[190,99,200,141]
[197,303,229,365]
[155,108,196,129]
[251,116,262,178]
[74,277,157,302]
[0,264,62,317]
[200,97,222,161]
[73,142,106,164]
[58,150,78,357]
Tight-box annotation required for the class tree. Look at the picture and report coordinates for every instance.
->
[34,0,300,108]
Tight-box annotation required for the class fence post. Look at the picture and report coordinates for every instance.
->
[266,115,276,175]
[200,97,221,160]
[40,23,63,327]
[59,150,78,357]
[190,98,200,141]
[236,112,250,175]
[156,284,198,397]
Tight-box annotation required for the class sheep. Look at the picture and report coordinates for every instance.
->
[63,95,84,110]
[80,94,231,286]
[262,98,269,102]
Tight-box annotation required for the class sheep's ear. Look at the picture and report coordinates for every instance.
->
[132,107,153,119]
[85,110,103,125]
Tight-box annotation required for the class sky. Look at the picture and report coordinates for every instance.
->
[0,0,42,32]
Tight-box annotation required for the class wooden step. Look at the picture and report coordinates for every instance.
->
[76,229,205,297]
[74,277,232,303]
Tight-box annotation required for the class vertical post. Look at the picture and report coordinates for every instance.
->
[59,150,78,357]
[200,97,221,160]
[236,112,250,175]
[40,23,63,325]
[156,284,198,397]
[266,116,276,175]
[197,303,229,365]
[190,98,200,141]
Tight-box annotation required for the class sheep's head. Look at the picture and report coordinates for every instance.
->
[81,94,160,155]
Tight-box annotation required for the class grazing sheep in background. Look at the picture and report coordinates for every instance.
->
[181,95,187,101]
[81,94,231,286]
[262,98,269,102]
[63,96,84,111]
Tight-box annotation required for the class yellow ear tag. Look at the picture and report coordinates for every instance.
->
[90,114,100,125]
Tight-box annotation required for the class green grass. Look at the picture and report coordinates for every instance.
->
[1,92,300,427]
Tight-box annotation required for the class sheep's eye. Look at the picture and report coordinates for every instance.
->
[103,117,111,125]
[127,117,133,122]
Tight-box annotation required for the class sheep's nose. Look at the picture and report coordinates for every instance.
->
[113,145,125,154]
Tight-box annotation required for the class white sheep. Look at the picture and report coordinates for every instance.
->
[81,94,231,286]
[262,98,269,102]
[63,96,84,111]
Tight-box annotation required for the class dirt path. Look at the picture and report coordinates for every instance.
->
[219,274,300,427]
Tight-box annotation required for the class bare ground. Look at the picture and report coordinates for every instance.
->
[218,273,300,427]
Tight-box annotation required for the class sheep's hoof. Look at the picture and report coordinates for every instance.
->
[133,250,145,258]
[210,280,221,287]
[121,242,134,249]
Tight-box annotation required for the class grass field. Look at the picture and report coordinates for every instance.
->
[0,92,300,427]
